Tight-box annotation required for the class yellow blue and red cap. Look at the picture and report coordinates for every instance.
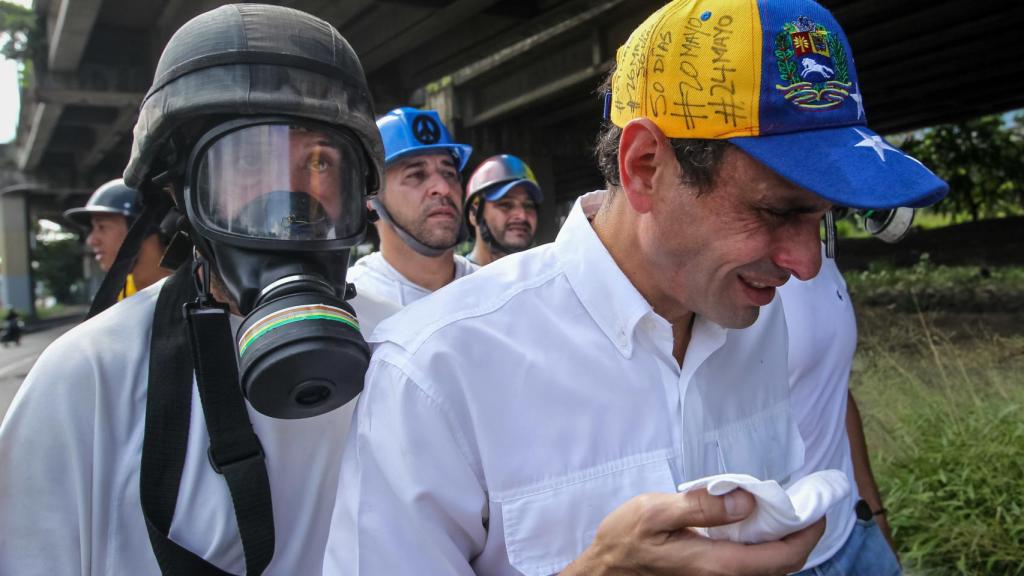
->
[608,0,948,210]
[377,107,473,172]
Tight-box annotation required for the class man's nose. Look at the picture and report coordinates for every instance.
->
[771,222,823,281]
[426,172,461,200]
[508,204,530,220]
[86,230,100,247]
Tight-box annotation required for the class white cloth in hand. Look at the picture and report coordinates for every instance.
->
[676,469,851,544]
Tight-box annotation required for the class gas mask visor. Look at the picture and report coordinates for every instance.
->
[185,117,373,419]
[189,118,368,251]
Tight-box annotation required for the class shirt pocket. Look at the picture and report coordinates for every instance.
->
[713,400,805,483]
[497,456,677,576]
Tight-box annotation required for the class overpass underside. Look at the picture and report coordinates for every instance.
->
[3,0,1023,313]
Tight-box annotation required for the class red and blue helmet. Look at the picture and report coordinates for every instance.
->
[466,154,543,209]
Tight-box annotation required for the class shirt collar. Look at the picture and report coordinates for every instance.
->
[555,190,656,358]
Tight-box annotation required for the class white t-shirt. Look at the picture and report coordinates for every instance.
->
[778,250,859,570]
[325,191,805,575]
[0,279,395,575]
[348,251,478,308]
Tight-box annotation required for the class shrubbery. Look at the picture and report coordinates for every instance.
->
[845,258,1024,313]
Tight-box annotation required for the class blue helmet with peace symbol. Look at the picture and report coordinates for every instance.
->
[377,107,473,172]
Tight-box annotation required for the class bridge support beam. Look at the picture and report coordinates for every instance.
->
[0,191,34,317]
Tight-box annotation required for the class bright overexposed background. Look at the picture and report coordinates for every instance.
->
[1,0,35,143]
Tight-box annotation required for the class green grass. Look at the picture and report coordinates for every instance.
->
[34,303,67,319]
[852,307,1024,575]
[844,260,1024,313]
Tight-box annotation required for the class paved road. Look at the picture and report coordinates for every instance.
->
[0,323,76,423]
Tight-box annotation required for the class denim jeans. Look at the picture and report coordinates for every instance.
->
[793,517,901,576]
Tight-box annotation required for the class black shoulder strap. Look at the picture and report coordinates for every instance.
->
[142,263,275,575]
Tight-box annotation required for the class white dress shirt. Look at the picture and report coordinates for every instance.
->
[348,250,478,307]
[0,280,395,575]
[779,250,859,569]
[326,191,805,576]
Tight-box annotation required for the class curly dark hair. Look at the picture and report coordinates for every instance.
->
[594,70,731,194]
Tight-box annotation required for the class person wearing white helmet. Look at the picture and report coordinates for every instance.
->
[465,154,543,266]
[348,107,478,307]
[64,178,171,298]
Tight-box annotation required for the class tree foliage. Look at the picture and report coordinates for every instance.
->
[33,238,84,303]
[900,114,1024,222]
[0,1,36,61]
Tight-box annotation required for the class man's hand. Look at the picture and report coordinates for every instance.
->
[561,488,825,576]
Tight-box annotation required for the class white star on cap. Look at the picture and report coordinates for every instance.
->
[850,85,865,119]
[853,128,899,161]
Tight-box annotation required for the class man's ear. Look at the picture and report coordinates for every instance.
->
[618,118,669,214]
[467,201,478,227]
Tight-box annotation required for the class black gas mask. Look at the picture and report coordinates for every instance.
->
[182,117,373,419]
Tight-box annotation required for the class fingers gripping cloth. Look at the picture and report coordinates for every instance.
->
[676,469,850,543]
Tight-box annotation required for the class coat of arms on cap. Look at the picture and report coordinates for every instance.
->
[774,17,852,109]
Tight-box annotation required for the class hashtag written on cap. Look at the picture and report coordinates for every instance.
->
[608,0,949,210]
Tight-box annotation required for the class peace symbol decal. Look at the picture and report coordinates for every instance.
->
[412,114,441,145]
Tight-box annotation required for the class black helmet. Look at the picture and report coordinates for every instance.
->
[123,4,383,194]
[63,179,142,230]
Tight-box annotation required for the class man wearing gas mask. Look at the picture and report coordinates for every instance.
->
[347,107,478,307]
[0,5,392,575]
[465,154,544,266]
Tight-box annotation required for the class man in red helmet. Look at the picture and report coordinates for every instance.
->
[464,154,543,266]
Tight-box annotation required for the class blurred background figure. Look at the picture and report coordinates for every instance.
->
[1,309,22,347]
[64,179,170,299]
[464,154,543,266]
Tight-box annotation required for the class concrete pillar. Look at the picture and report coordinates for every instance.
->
[0,192,34,316]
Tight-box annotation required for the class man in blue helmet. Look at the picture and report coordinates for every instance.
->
[347,107,477,307]
[465,154,544,266]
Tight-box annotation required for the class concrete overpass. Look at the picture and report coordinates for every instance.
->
[3,0,1023,314]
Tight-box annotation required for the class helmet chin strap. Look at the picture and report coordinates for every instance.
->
[369,197,466,258]
[475,200,527,257]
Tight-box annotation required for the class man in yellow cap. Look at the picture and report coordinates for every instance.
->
[326,0,947,573]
